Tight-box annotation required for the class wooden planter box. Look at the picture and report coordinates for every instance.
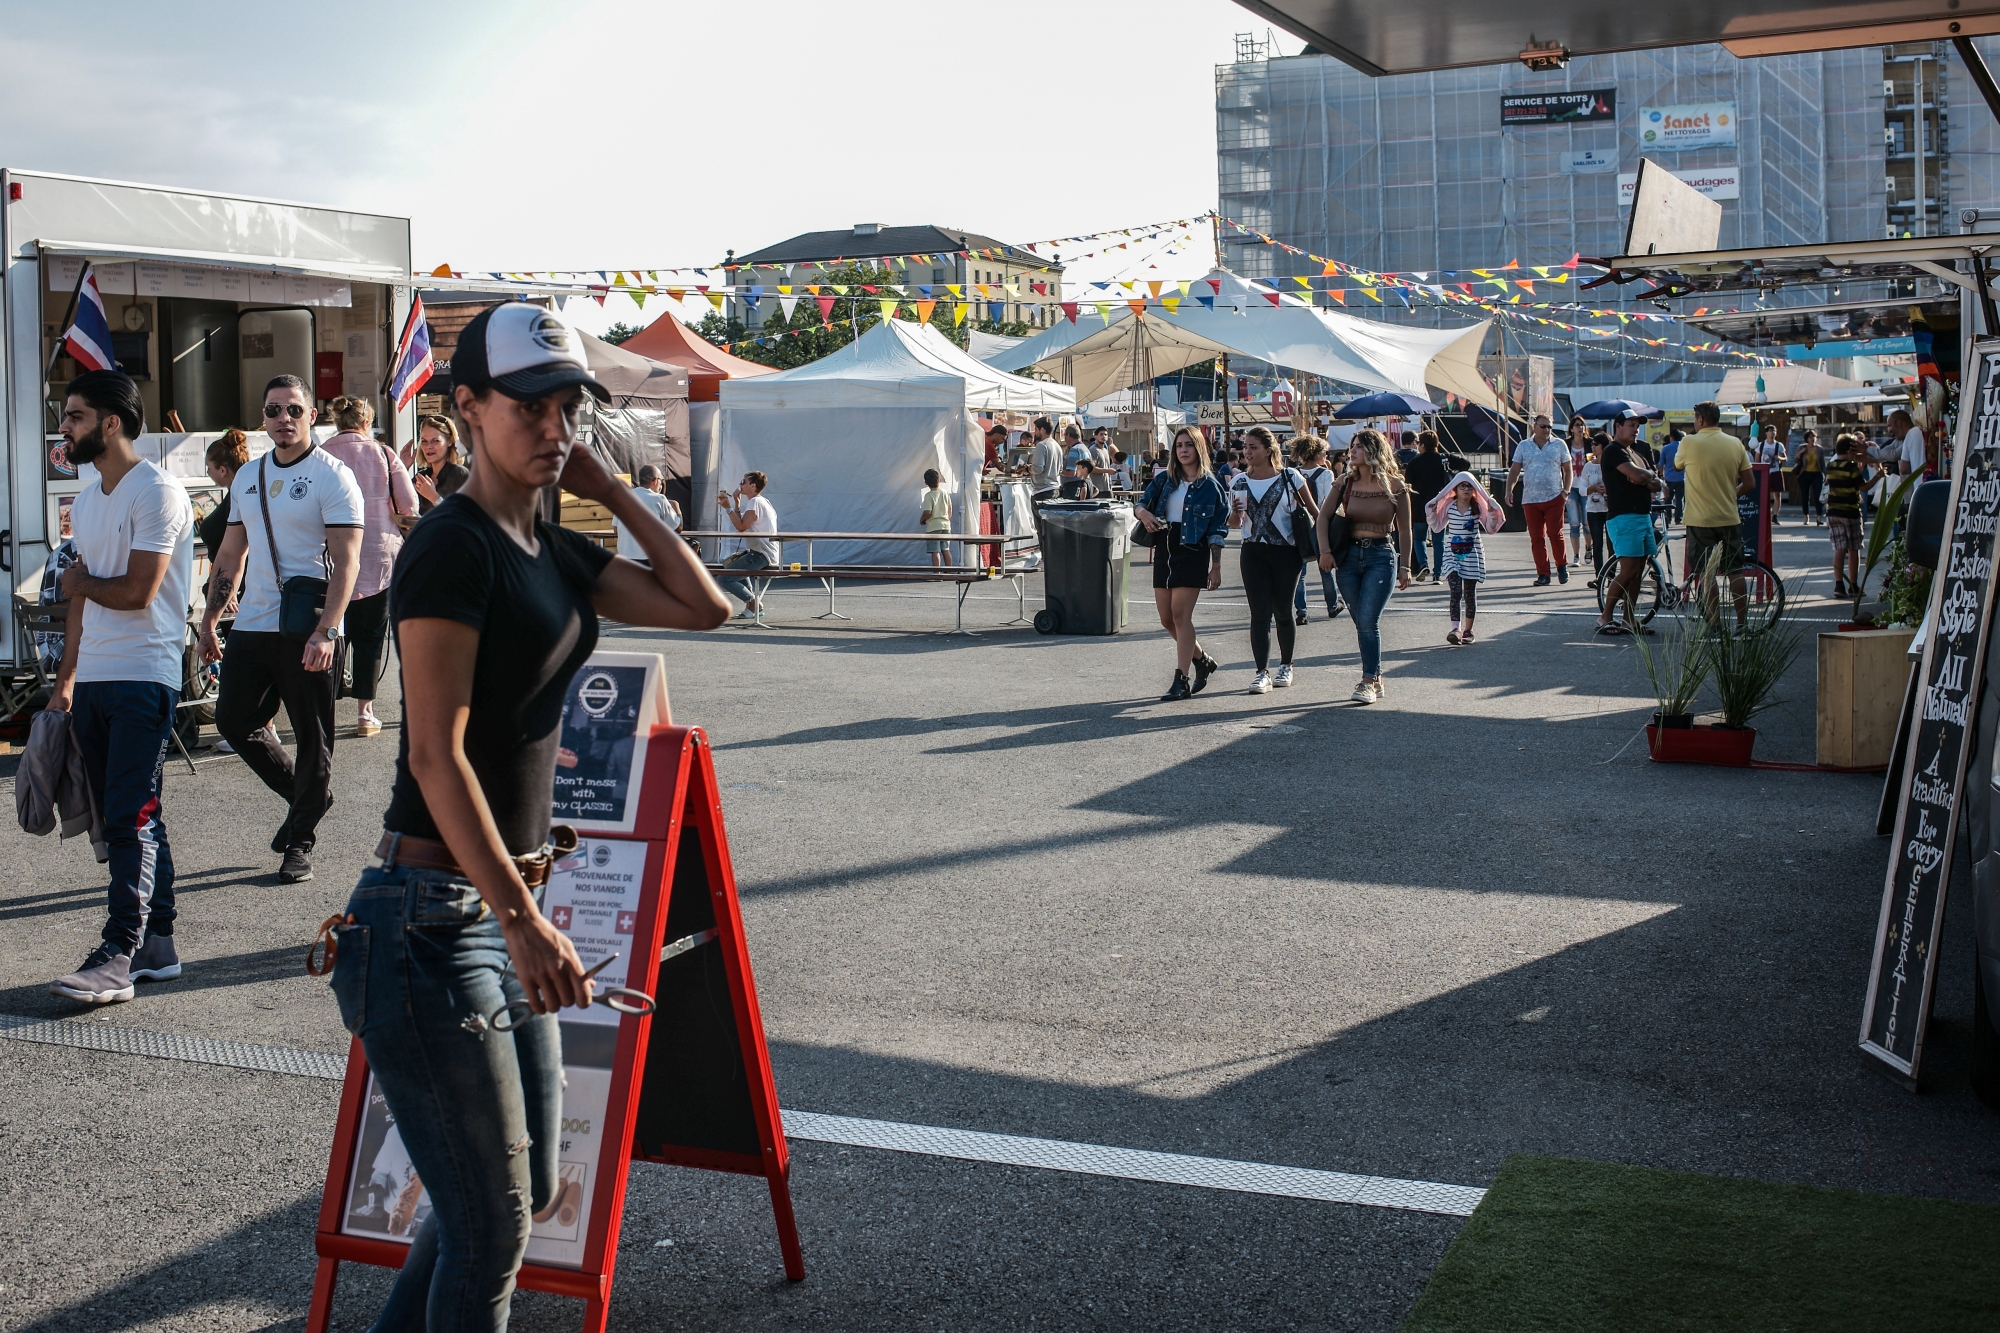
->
[1818,628,1916,768]
[1647,724,1757,767]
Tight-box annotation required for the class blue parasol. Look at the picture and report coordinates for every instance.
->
[1573,398,1665,421]
[1333,391,1444,419]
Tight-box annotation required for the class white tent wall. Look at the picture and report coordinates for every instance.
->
[716,321,1072,567]
[716,405,982,566]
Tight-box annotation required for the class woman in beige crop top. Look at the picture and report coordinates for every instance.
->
[1313,429,1411,704]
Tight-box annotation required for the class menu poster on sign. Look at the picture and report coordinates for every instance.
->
[335,838,650,1269]
[522,835,650,1267]
[1861,340,2000,1083]
[553,651,670,834]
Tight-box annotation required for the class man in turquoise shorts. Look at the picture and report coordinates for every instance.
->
[1594,413,1663,636]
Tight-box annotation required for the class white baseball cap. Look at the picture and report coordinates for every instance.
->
[454,303,609,403]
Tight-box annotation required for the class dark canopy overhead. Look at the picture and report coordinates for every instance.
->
[1232,0,2000,75]
[1583,234,1998,303]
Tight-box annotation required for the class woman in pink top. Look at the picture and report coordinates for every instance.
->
[321,396,419,738]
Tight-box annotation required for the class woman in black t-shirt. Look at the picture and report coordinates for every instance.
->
[1594,416,1663,636]
[413,413,472,515]
[327,305,730,1327]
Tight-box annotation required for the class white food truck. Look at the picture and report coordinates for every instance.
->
[0,168,415,715]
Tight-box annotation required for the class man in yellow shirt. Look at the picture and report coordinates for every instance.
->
[1675,401,1754,579]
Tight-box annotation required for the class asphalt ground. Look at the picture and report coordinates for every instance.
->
[3,517,1996,1332]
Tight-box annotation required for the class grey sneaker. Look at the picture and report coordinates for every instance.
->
[130,933,183,982]
[52,944,135,1004]
[280,847,314,884]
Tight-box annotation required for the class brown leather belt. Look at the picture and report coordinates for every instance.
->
[373,825,578,889]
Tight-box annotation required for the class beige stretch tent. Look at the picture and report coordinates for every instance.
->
[981,270,1496,408]
[576,330,692,508]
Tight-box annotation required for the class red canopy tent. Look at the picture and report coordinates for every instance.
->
[621,313,774,402]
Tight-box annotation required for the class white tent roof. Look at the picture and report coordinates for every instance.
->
[720,319,1075,412]
[966,328,1029,364]
[1714,364,1869,407]
[979,270,1496,409]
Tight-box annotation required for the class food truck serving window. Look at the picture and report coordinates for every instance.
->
[41,255,393,437]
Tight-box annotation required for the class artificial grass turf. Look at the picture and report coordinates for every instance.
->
[1399,1154,2000,1332]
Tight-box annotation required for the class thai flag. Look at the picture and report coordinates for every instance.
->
[387,295,435,409]
[62,265,116,373]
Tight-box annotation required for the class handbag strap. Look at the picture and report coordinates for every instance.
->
[376,440,408,519]
[254,456,285,596]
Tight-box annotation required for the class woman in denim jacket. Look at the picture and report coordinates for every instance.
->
[1134,427,1229,700]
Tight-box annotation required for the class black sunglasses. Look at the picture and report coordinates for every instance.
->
[263,403,307,420]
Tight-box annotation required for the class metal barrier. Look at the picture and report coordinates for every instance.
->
[681,530,1038,636]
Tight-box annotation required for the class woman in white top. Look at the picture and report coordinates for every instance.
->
[1565,416,1591,566]
[716,470,779,618]
[1289,437,1344,625]
[1228,426,1318,693]
[1580,433,1608,581]
[1754,432,1788,524]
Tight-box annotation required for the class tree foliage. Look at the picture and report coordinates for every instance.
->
[694,263,1038,369]
[600,321,643,346]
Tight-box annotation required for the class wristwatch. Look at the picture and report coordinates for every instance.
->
[321,626,338,642]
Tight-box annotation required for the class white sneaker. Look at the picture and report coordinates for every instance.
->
[1351,679,1380,704]
[1248,670,1272,694]
[1273,664,1294,688]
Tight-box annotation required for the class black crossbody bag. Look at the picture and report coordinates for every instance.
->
[256,455,332,639]
[1323,474,1355,567]
[1286,468,1320,562]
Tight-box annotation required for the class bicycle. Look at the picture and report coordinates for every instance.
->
[1597,502,1785,633]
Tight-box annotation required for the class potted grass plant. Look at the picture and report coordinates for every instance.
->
[1634,604,1712,734]
[1690,610,1805,765]
[1847,471,1923,629]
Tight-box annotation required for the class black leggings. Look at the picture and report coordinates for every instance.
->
[1450,571,1479,622]
[343,589,391,703]
[1240,541,1305,669]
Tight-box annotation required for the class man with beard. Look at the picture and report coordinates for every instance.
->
[48,370,195,1003]
[199,375,363,884]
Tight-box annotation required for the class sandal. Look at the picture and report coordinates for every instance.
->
[1594,622,1629,637]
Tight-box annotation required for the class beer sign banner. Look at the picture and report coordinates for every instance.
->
[1861,339,2000,1085]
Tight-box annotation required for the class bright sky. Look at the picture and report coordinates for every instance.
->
[2,0,1294,334]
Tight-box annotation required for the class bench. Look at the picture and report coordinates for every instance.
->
[682,530,1038,635]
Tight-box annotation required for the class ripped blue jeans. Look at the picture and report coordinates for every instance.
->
[330,864,562,1333]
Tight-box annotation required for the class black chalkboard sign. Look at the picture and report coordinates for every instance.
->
[631,822,762,1161]
[1861,340,2000,1084]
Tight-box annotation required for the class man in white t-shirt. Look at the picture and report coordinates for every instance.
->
[47,370,196,1004]
[199,374,364,884]
[715,469,779,618]
[613,464,680,560]
[1890,409,1928,476]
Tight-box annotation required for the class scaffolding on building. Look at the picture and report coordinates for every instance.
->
[1215,41,1979,392]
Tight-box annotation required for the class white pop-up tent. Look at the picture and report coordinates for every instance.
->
[717,320,1076,565]
[982,269,1497,409]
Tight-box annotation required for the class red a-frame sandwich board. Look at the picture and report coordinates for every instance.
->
[305,725,803,1333]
